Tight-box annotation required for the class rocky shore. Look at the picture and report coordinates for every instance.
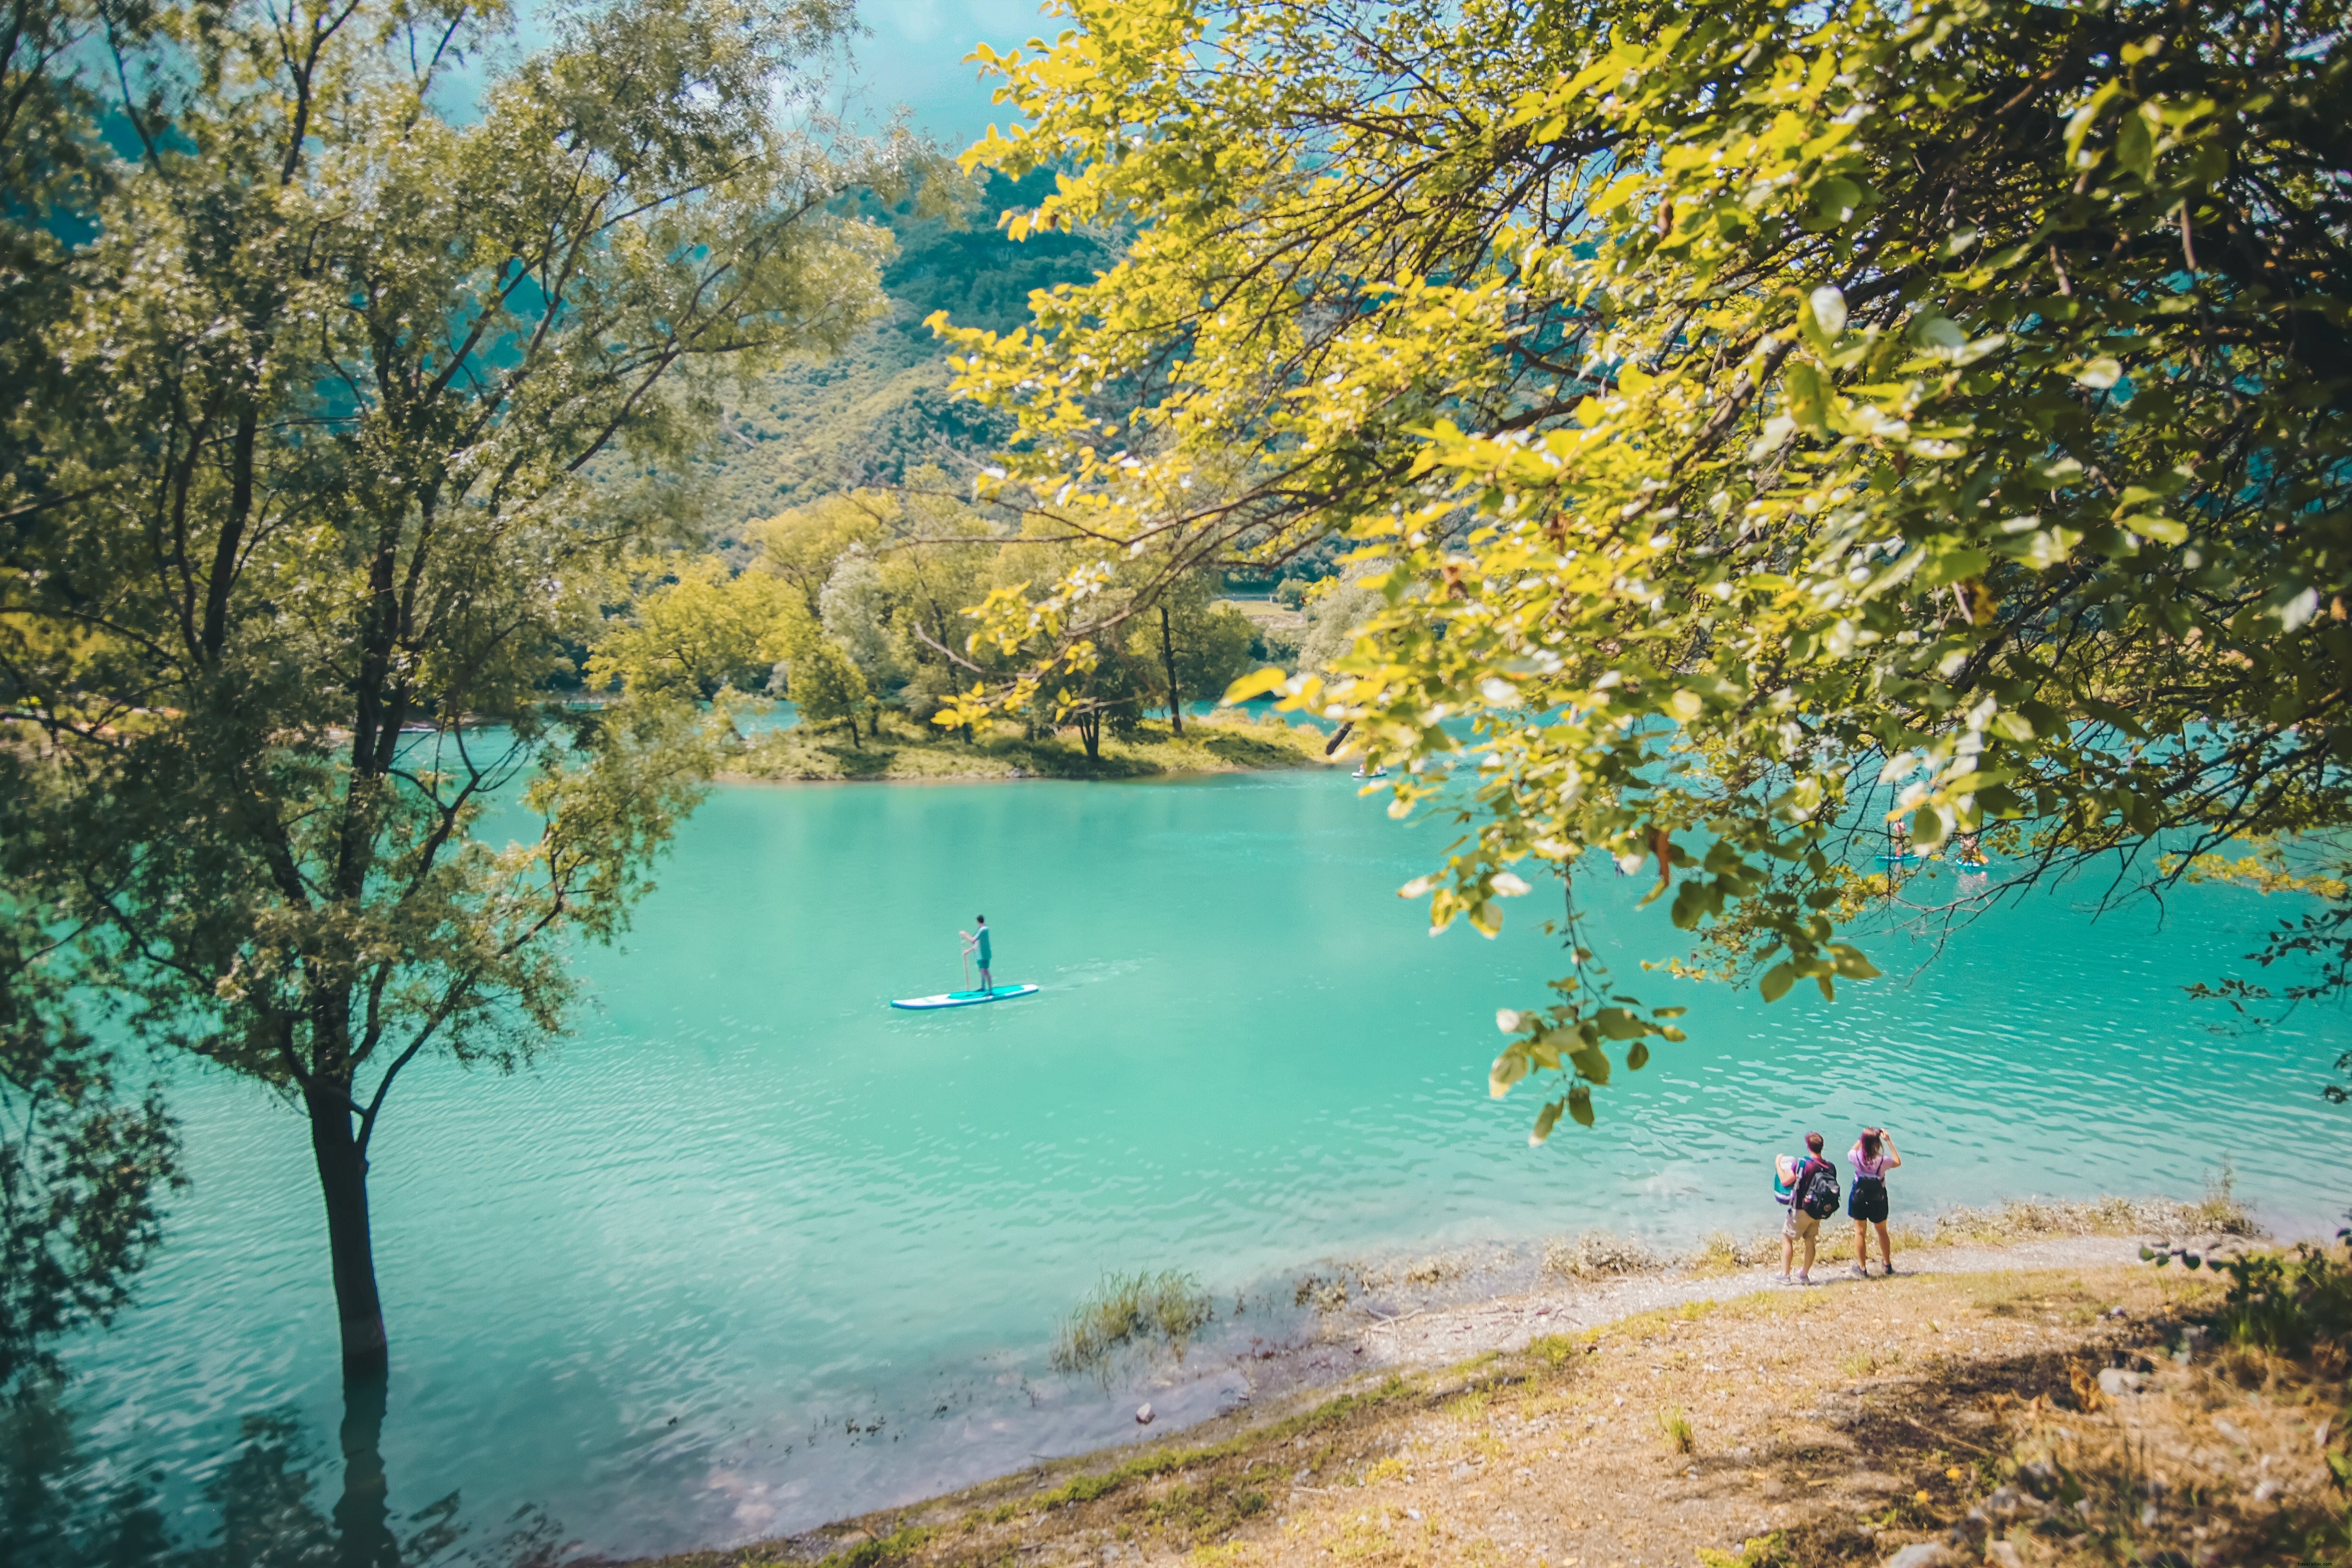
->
[635,1202,2334,1568]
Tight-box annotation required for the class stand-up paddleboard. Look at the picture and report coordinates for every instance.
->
[1878,852,1923,864]
[890,984,1039,1011]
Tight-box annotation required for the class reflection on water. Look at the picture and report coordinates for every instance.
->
[2,1378,569,1568]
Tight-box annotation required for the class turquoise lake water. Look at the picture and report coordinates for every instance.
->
[29,767,2352,1560]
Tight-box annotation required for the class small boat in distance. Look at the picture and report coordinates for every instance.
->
[1351,764,1388,779]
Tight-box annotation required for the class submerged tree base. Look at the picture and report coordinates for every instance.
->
[729,712,1336,783]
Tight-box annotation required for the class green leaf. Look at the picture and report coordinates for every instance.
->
[1828,943,1882,979]
[2116,100,2158,182]
[1489,1050,1529,1099]
[1909,806,1946,848]
[1530,1098,1565,1144]
[1593,1006,1647,1040]
[1221,667,1290,704]
[2123,514,2188,545]
[1760,963,1797,1003]
[1568,1043,1612,1085]
[1625,1040,1651,1071]
[1568,1085,1594,1127]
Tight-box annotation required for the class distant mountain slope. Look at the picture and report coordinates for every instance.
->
[690,171,1116,539]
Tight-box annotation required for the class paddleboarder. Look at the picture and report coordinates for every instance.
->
[960,916,993,993]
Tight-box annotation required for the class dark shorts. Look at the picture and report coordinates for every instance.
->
[1849,1177,1889,1224]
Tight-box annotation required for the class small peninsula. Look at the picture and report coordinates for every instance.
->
[728,711,1340,783]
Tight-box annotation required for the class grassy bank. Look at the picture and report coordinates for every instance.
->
[638,1242,2350,1568]
[728,711,1336,783]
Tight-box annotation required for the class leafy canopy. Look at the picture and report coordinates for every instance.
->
[938,0,2351,1135]
[0,0,905,1360]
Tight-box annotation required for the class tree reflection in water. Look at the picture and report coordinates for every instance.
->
[3,1376,575,1568]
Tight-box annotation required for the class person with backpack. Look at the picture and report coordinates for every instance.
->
[1775,1131,1839,1284]
[1847,1126,1903,1277]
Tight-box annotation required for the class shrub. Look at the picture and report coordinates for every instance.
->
[1656,1404,1694,1454]
[2212,1239,2352,1358]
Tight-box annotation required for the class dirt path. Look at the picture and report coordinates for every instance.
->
[1226,1238,2148,1413]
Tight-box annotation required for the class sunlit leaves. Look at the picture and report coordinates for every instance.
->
[936,0,2352,1138]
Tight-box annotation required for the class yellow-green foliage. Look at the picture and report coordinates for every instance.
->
[586,559,806,701]
[934,0,2352,1136]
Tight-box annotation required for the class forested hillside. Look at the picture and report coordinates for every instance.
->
[683,170,1115,539]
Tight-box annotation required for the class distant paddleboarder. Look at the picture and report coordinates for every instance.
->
[960,916,993,992]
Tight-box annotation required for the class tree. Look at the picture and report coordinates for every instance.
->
[0,947,181,1397]
[0,0,902,1375]
[779,628,872,746]
[1141,574,1257,734]
[751,491,899,613]
[938,0,2351,1136]
[0,0,186,1400]
[820,548,905,704]
[586,560,805,702]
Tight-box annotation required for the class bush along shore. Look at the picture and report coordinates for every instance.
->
[727,710,1337,783]
[630,1198,2348,1568]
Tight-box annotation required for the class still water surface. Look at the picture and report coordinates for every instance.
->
[39,770,2352,1559]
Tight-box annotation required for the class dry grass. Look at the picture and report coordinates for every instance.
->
[1542,1230,1665,1280]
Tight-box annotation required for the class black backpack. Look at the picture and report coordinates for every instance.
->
[1798,1162,1841,1219]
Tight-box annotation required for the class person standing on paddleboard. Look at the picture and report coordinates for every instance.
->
[959,916,992,992]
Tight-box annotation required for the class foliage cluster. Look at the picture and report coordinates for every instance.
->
[2212,1238,2352,1358]
[591,479,1261,757]
[931,0,2352,1134]
[0,0,908,1372]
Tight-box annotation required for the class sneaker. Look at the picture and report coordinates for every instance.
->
[1775,1272,1792,1286]
[1796,1273,1812,1285]
[1850,1263,1868,1279]
[1882,1262,1898,1276]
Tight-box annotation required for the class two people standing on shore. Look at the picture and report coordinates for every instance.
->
[1774,1125,1903,1284]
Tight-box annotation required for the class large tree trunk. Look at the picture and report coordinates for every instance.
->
[1078,710,1101,760]
[306,1084,388,1376]
[1159,604,1183,736]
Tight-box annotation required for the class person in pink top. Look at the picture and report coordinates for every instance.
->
[1847,1127,1902,1277]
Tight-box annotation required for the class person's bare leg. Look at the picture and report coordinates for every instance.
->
[1781,1232,1796,1278]
[1800,1231,1818,1280]
[1851,1219,1869,1276]
[1875,1220,1894,1272]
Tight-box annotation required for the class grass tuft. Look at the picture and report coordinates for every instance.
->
[1052,1269,1215,1380]
[1655,1403,1694,1454]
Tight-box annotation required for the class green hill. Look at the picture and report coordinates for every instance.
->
[688,171,1116,541]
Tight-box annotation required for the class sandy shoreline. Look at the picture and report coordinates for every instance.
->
[635,1213,2278,1567]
